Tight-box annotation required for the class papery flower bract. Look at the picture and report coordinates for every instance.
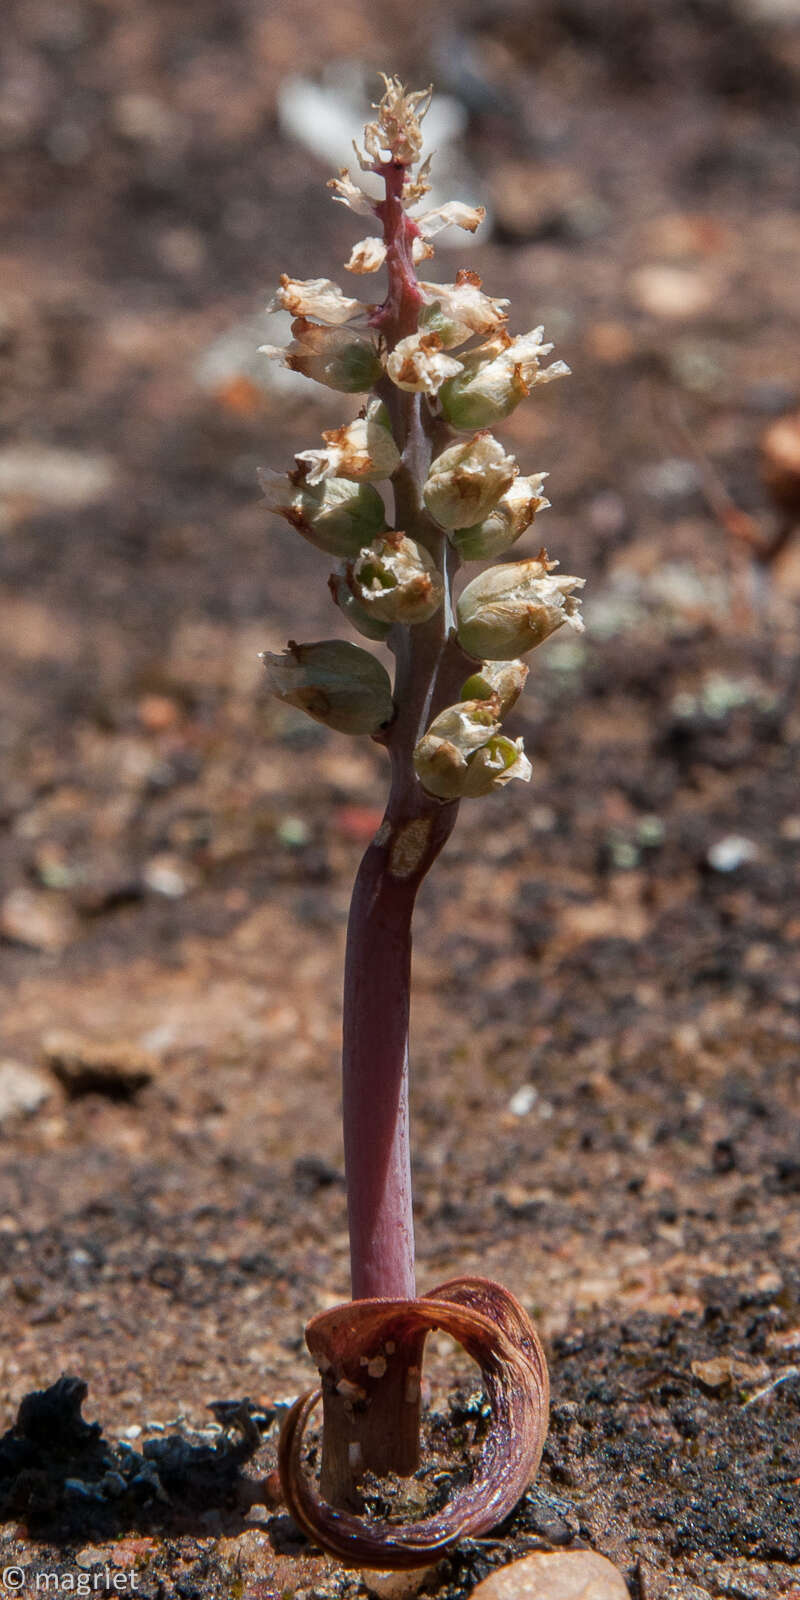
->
[262,639,394,735]
[460,659,529,718]
[423,433,518,531]
[349,533,444,624]
[386,332,463,396]
[440,329,570,431]
[457,556,585,661]
[261,318,383,394]
[447,474,549,560]
[328,571,392,641]
[269,275,367,325]
[298,403,401,485]
[418,270,509,349]
[461,736,532,796]
[258,467,387,558]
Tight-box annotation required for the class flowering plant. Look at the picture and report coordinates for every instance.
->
[262,78,584,1568]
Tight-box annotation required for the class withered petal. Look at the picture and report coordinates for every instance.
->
[278,1275,549,1569]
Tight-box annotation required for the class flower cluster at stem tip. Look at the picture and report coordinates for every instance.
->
[261,76,585,801]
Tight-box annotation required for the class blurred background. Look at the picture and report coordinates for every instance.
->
[1,0,800,1586]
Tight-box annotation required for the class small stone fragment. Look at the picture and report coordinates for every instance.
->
[43,1030,156,1100]
[0,1060,50,1122]
[508,1085,538,1117]
[142,853,200,898]
[364,1568,436,1600]
[0,888,79,952]
[629,264,715,319]
[490,161,595,241]
[470,1550,629,1599]
[691,1356,769,1390]
[75,1545,116,1570]
[0,446,116,508]
[706,836,759,873]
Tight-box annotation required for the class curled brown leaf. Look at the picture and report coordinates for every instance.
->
[278,1275,549,1569]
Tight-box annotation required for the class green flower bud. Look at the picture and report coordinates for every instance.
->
[262,640,394,735]
[439,329,570,431]
[328,571,392,642]
[461,735,532,796]
[457,555,585,661]
[447,474,549,560]
[349,533,445,625]
[423,433,518,531]
[460,659,529,717]
[259,468,387,558]
[260,317,383,393]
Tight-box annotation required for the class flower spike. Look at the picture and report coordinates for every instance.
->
[259,73,583,1563]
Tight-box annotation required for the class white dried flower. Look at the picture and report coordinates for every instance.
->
[423,433,518,531]
[298,403,401,485]
[460,659,529,718]
[461,736,532,796]
[457,555,585,660]
[386,331,463,396]
[413,701,531,800]
[258,467,387,557]
[418,270,509,349]
[414,201,486,239]
[447,474,550,560]
[349,533,444,624]
[402,154,433,206]
[413,699,501,799]
[344,235,433,275]
[345,237,388,275]
[355,76,433,169]
[262,639,394,735]
[268,275,367,325]
[260,318,382,393]
[328,571,392,641]
[441,329,570,431]
[327,171,377,218]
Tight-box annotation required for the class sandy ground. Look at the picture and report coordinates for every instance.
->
[1,2,799,1595]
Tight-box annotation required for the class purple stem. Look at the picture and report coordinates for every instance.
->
[342,160,470,1300]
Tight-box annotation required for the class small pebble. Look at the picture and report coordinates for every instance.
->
[143,853,199,898]
[43,1030,155,1099]
[364,1565,436,1599]
[508,1085,538,1117]
[629,264,716,319]
[1,888,79,952]
[470,1550,629,1599]
[0,446,116,508]
[0,1061,50,1122]
[707,836,759,873]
